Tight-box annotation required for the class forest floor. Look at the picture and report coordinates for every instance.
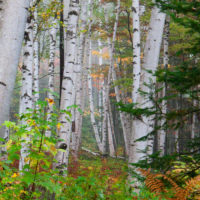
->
[63,150,133,200]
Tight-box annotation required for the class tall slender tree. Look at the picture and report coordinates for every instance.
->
[55,0,79,173]
[0,0,31,139]
[129,4,166,174]
[46,17,57,137]
[158,16,170,155]
[33,4,40,109]
[19,10,34,171]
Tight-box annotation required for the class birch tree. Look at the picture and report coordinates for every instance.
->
[88,0,120,155]
[0,0,31,139]
[158,16,170,155]
[33,5,40,108]
[103,0,121,156]
[72,0,88,159]
[55,0,79,174]
[88,40,103,152]
[46,18,57,137]
[19,12,34,171]
[132,0,141,104]
[129,5,166,167]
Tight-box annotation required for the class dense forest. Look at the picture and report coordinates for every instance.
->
[0,0,200,199]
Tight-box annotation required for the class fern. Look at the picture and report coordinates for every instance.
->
[140,168,200,200]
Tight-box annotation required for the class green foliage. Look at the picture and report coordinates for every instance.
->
[155,0,200,54]
[0,99,70,199]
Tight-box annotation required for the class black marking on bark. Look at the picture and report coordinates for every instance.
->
[27,16,32,24]
[24,51,30,56]
[63,76,72,81]
[68,11,78,16]
[72,121,75,132]
[0,81,6,86]
[24,32,30,42]
[133,28,138,33]
[72,0,79,3]
[131,7,137,13]
[60,121,67,124]
[58,143,67,150]
[67,30,73,36]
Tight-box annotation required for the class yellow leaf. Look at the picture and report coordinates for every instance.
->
[57,123,61,130]
[11,173,18,178]
[45,98,55,106]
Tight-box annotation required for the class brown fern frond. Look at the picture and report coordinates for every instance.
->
[139,169,166,195]
[184,175,200,199]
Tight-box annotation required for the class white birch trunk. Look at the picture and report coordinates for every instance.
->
[72,0,88,158]
[19,13,34,171]
[88,39,103,152]
[102,80,108,155]
[46,19,57,137]
[129,0,141,166]
[98,87,103,133]
[107,98,116,156]
[0,0,31,138]
[87,0,104,153]
[158,16,170,156]
[55,0,79,174]
[33,5,40,108]
[191,98,197,140]
[129,6,166,165]
[132,0,141,104]
[107,112,115,157]
[110,58,129,155]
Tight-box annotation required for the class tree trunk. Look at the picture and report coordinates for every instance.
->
[88,39,103,152]
[46,18,57,137]
[158,16,170,156]
[129,5,166,166]
[111,60,130,155]
[33,5,40,109]
[19,13,34,171]
[132,0,141,104]
[0,0,31,138]
[72,0,88,159]
[55,0,79,174]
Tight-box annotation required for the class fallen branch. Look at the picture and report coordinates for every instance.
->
[81,147,126,160]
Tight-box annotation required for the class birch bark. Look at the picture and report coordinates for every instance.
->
[158,16,170,156]
[88,39,103,152]
[107,112,115,157]
[0,0,31,138]
[87,0,104,153]
[129,6,166,165]
[107,99,116,156]
[72,0,88,158]
[46,18,57,137]
[19,13,34,171]
[132,0,141,104]
[33,5,40,109]
[111,60,130,155]
[101,0,121,155]
[55,0,79,173]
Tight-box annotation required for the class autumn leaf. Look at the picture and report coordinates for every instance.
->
[45,98,55,106]
[57,123,61,130]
